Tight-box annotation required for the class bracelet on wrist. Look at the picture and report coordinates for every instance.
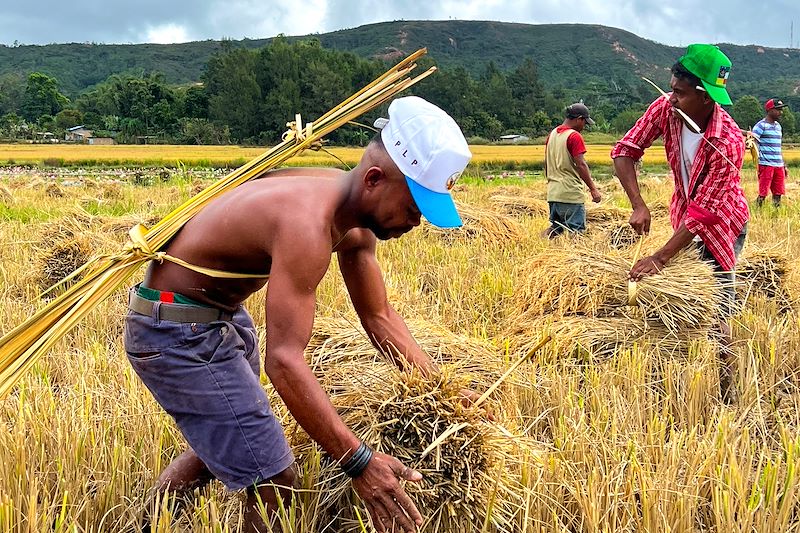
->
[340,441,373,478]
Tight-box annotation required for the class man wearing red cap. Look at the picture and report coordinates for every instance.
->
[752,98,789,207]
[610,44,749,403]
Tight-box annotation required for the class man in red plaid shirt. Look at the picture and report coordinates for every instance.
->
[611,44,749,403]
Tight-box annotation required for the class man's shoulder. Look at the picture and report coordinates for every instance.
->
[555,125,580,137]
[335,228,378,254]
[632,97,671,131]
[237,178,340,242]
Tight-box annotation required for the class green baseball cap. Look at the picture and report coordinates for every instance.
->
[678,44,733,105]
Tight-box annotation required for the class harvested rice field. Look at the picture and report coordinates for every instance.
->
[4,143,798,169]
[1,161,800,532]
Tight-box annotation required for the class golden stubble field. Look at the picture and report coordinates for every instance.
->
[4,143,799,168]
[1,162,800,532]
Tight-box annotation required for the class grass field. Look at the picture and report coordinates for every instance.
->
[4,143,799,169]
[1,162,800,532]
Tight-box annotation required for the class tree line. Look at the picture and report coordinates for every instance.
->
[0,37,795,146]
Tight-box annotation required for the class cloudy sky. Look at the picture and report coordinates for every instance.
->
[2,0,799,49]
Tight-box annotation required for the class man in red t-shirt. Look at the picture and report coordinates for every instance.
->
[544,103,602,237]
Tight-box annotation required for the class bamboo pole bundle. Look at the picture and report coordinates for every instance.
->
[0,49,435,398]
[513,240,722,333]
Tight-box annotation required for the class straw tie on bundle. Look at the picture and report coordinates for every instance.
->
[281,113,314,144]
[121,224,267,280]
[0,48,436,398]
[627,237,644,306]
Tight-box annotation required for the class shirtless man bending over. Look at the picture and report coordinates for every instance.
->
[123,96,475,533]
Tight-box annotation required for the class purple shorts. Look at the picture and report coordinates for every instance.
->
[123,292,294,490]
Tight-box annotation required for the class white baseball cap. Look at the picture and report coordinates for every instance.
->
[379,96,471,228]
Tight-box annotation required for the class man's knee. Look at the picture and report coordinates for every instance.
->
[269,464,298,489]
[154,449,215,494]
[249,464,299,501]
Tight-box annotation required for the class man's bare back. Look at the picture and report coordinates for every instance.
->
[143,168,353,309]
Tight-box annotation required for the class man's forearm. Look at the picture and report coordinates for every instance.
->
[577,162,596,190]
[654,224,695,265]
[266,353,360,461]
[613,156,646,209]
[362,309,438,376]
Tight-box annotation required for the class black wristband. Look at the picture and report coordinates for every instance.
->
[341,442,373,478]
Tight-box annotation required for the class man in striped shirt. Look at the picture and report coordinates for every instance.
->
[611,44,749,403]
[752,98,789,207]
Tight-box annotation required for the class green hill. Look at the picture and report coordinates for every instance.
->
[1,20,799,101]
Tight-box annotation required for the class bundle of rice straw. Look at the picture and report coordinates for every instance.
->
[514,240,722,333]
[585,203,629,224]
[36,237,93,293]
[99,214,162,238]
[605,221,639,249]
[305,316,514,396]
[648,200,670,219]
[0,184,12,205]
[45,182,65,198]
[510,315,709,361]
[100,182,124,200]
[423,202,523,244]
[292,361,526,532]
[34,216,95,290]
[0,49,436,398]
[737,245,795,310]
[488,194,549,217]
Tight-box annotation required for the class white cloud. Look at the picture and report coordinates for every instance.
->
[144,23,191,44]
[0,0,798,48]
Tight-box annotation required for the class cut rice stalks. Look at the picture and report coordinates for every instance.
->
[292,362,530,533]
[510,315,713,361]
[488,194,549,218]
[737,245,796,312]
[513,240,722,333]
[423,202,523,244]
[305,316,517,399]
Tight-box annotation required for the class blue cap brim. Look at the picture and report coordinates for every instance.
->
[405,176,462,228]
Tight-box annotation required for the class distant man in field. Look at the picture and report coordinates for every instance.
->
[544,102,602,238]
[124,96,480,533]
[610,44,749,403]
[752,98,789,207]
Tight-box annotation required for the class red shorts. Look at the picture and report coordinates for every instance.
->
[758,165,786,196]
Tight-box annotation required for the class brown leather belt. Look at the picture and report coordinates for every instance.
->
[128,291,235,323]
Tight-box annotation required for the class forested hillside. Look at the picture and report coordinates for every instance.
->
[2,21,798,100]
[1,21,798,145]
